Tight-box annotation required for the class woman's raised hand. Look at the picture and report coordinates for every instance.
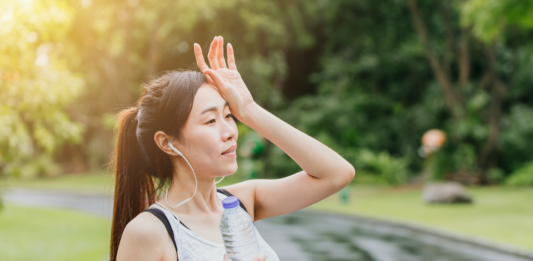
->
[194,36,255,121]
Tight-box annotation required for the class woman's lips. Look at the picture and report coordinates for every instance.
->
[221,145,236,157]
[222,145,236,155]
[222,150,236,157]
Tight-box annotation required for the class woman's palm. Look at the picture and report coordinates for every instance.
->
[215,68,253,108]
[194,37,254,119]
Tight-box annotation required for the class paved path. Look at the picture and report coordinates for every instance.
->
[3,188,532,261]
[3,188,114,217]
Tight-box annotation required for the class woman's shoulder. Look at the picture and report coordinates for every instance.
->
[124,212,168,240]
[219,179,264,220]
[116,212,176,260]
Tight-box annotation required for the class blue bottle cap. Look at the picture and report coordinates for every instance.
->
[222,196,239,209]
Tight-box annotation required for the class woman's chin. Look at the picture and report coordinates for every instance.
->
[222,163,238,177]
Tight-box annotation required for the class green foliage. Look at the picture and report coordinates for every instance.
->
[294,0,533,184]
[235,123,268,180]
[6,154,62,179]
[428,143,479,181]
[486,168,505,184]
[506,162,533,186]
[3,0,533,186]
[0,0,84,177]
[500,105,533,172]
[461,0,533,42]
[268,0,436,182]
[356,149,410,186]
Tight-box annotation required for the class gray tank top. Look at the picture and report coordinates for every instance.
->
[148,190,280,261]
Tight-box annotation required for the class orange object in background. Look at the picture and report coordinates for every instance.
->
[422,129,446,149]
[418,129,446,158]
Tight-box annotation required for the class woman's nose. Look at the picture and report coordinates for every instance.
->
[221,119,237,141]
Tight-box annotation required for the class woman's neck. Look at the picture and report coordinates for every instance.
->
[158,165,223,215]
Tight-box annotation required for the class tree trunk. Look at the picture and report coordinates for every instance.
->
[407,0,464,120]
[458,27,472,88]
[478,43,506,184]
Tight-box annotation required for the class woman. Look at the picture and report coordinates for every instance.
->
[111,36,355,261]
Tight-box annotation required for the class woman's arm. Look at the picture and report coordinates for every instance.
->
[195,36,355,221]
[236,102,355,221]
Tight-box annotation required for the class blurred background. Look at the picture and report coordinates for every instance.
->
[1,0,532,260]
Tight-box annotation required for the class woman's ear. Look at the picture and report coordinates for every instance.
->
[154,131,176,156]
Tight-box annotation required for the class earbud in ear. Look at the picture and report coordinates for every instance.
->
[167,141,183,156]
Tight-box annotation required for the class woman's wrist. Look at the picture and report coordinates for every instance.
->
[238,101,261,126]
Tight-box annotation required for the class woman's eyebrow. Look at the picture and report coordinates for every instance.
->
[199,101,229,116]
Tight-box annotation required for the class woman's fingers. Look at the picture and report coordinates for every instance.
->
[205,74,215,85]
[194,43,210,72]
[217,36,228,69]
[204,69,227,90]
[222,253,229,261]
[227,43,237,71]
[194,43,215,84]
[207,36,219,70]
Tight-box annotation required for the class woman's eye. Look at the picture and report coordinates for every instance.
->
[207,114,232,124]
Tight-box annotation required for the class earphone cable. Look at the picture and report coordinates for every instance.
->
[165,152,197,209]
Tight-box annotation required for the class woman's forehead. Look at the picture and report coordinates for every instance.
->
[191,84,226,116]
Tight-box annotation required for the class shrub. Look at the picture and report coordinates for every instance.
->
[506,162,533,186]
[356,149,410,186]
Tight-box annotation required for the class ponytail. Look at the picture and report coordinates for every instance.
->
[109,107,156,261]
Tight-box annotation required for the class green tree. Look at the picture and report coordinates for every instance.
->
[407,0,533,183]
[271,0,533,185]
[4,0,533,187]
[0,0,84,178]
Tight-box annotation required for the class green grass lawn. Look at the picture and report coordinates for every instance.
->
[309,185,533,251]
[0,205,111,261]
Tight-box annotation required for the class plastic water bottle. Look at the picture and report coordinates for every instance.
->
[219,196,260,261]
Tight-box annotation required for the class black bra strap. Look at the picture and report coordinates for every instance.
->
[217,188,248,213]
[143,208,178,252]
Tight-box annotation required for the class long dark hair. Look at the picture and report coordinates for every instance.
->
[109,71,206,261]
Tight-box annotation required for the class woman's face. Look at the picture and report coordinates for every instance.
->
[175,84,238,178]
